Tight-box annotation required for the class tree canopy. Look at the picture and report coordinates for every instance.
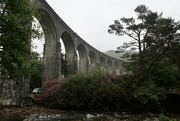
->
[0,0,40,80]
[108,5,180,82]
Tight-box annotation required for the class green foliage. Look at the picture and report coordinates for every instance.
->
[59,74,99,109]
[133,81,166,111]
[29,59,43,89]
[41,80,60,108]
[61,53,68,77]
[148,66,180,88]
[0,0,40,80]
[89,67,107,80]
[164,40,180,75]
[108,4,180,82]
[41,70,125,110]
[41,70,166,111]
[159,114,177,121]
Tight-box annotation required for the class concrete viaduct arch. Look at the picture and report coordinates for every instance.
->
[31,0,125,81]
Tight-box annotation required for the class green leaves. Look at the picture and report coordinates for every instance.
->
[133,81,166,111]
[108,20,124,36]
[0,0,41,80]
[108,4,180,82]
[134,4,148,15]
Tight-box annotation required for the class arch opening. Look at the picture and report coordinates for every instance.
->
[99,56,106,71]
[61,32,77,76]
[59,38,67,78]
[30,16,45,89]
[31,17,45,59]
[115,62,120,75]
[107,60,113,74]
[77,44,88,73]
[89,51,96,71]
[99,56,106,67]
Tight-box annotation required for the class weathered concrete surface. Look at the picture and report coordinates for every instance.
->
[0,78,29,106]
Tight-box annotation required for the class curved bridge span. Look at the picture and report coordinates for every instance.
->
[32,0,125,81]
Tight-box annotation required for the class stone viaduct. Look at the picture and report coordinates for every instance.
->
[0,0,126,106]
[32,0,125,81]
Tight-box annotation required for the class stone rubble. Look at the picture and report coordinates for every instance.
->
[23,114,66,121]
[1,106,163,121]
[1,106,70,121]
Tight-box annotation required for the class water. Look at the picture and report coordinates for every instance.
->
[0,109,174,121]
[1,110,160,121]
[64,111,160,121]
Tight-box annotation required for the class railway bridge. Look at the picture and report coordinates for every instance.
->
[0,0,125,105]
[31,0,125,81]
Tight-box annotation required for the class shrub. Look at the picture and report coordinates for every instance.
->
[148,67,180,88]
[159,114,177,121]
[106,74,120,83]
[133,81,166,112]
[41,80,61,108]
[89,67,107,81]
[40,70,166,112]
[41,69,126,110]
[55,72,142,110]
[56,72,118,110]
[29,59,43,89]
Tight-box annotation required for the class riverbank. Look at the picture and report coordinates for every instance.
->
[1,105,180,121]
[0,105,70,121]
[1,103,180,121]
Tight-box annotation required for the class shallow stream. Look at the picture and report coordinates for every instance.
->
[1,110,162,121]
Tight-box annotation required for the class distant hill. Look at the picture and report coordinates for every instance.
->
[104,50,123,59]
[104,50,136,60]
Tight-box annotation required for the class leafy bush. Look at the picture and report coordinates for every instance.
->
[56,72,123,110]
[149,67,180,88]
[41,69,126,110]
[29,59,43,89]
[41,69,166,111]
[133,81,166,111]
[41,80,61,108]
[89,67,107,81]
[159,114,177,121]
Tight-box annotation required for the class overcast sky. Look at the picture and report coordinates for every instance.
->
[35,0,180,53]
